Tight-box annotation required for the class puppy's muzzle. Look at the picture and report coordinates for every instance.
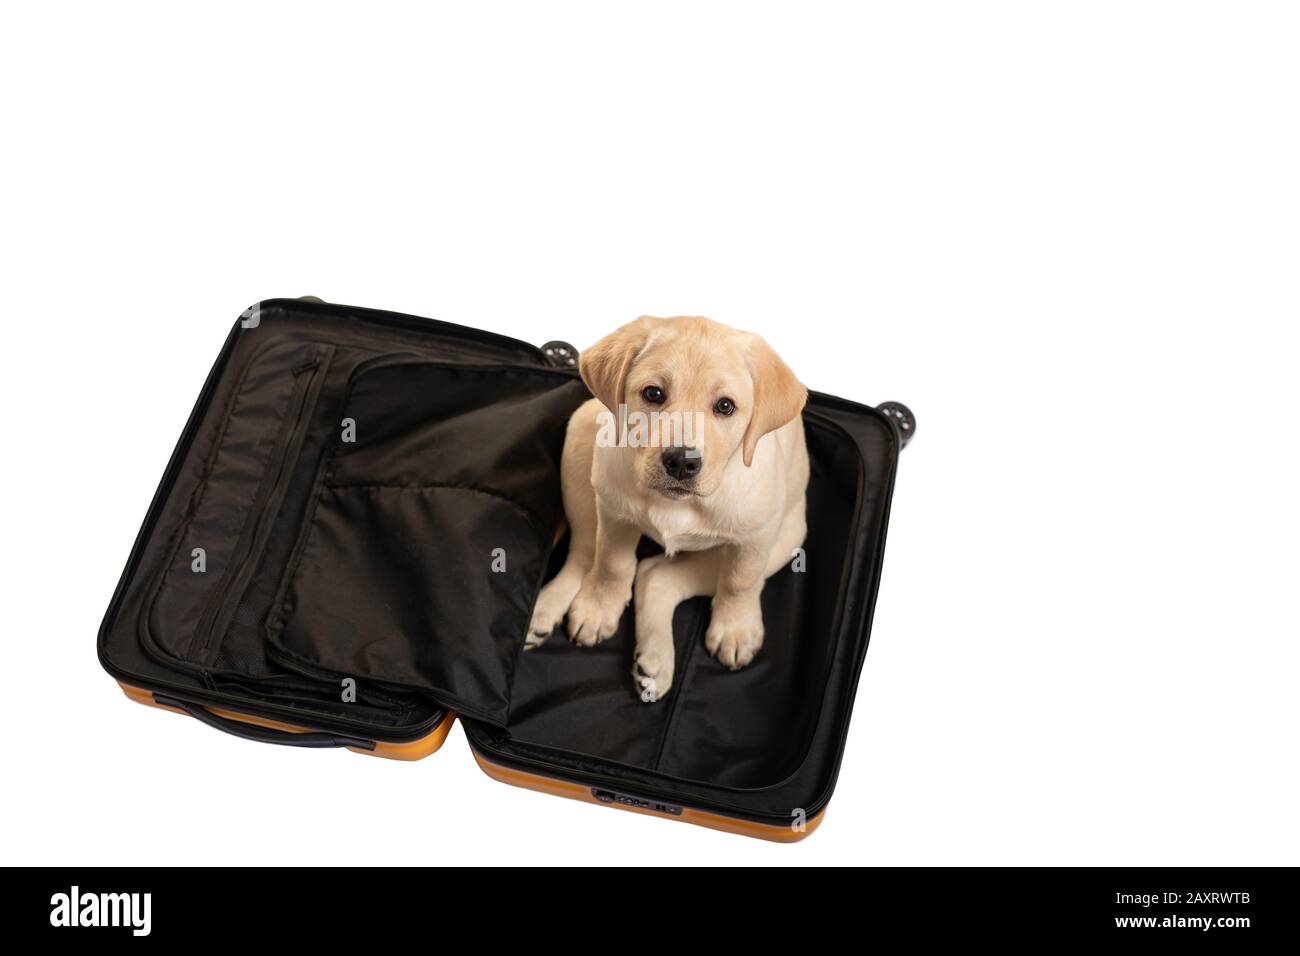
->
[660,446,702,482]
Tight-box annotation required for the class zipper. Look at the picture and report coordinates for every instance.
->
[193,353,324,666]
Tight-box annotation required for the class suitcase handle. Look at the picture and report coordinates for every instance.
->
[153,694,376,751]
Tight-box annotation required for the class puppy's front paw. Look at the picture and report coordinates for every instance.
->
[633,636,675,703]
[526,579,576,649]
[566,582,628,647]
[705,599,765,670]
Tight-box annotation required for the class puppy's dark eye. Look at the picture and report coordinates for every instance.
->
[642,385,665,404]
[714,397,736,416]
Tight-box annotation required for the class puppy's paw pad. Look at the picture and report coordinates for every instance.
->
[705,620,764,671]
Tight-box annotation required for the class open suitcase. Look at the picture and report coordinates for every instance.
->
[98,298,914,842]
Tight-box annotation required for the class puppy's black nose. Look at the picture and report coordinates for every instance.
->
[661,447,702,481]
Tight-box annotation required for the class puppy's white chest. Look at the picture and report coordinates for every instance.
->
[643,505,728,556]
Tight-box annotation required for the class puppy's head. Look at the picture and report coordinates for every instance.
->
[580,315,806,499]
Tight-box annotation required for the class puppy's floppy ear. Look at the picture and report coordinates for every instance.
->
[580,316,655,414]
[741,333,807,467]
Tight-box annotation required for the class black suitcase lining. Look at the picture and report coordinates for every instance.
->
[252,356,879,792]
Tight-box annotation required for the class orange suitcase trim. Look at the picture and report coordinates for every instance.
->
[470,749,822,843]
[120,680,818,841]
[117,682,455,761]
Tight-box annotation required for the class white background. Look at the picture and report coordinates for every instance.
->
[2,2,1296,866]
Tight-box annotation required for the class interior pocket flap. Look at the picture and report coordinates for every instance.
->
[268,359,590,725]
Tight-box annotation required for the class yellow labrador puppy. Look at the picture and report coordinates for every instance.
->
[526,315,810,703]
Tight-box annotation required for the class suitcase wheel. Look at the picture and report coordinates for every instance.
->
[541,340,579,368]
[877,401,916,448]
